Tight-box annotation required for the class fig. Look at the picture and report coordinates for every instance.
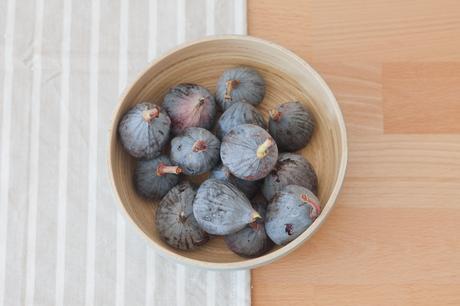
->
[170,127,220,176]
[268,101,315,151]
[118,102,171,159]
[224,194,274,258]
[193,179,261,235]
[265,185,321,245]
[215,102,266,140]
[133,155,182,200]
[209,163,260,199]
[163,83,217,135]
[262,153,318,201]
[155,181,209,250]
[216,67,265,111]
[220,124,278,181]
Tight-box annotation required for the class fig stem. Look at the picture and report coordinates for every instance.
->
[224,79,240,100]
[251,211,262,222]
[300,194,321,219]
[256,138,274,159]
[269,109,282,121]
[156,163,182,176]
[142,106,160,122]
[197,97,205,107]
[192,140,208,152]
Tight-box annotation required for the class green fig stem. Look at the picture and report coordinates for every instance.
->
[142,106,160,122]
[192,140,208,152]
[269,109,282,121]
[251,211,262,222]
[224,79,240,100]
[300,194,321,219]
[156,163,182,176]
[256,138,274,159]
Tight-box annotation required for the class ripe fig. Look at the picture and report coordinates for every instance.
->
[209,163,260,199]
[170,127,220,176]
[118,102,171,159]
[224,194,274,258]
[216,67,265,111]
[265,185,321,245]
[193,179,261,235]
[155,181,209,250]
[262,153,318,201]
[268,101,315,151]
[215,102,266,140]
[221,124,278,181]
[163,83,217,135]
[133,155,182,200]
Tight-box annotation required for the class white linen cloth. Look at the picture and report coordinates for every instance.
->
[0,0,250,305]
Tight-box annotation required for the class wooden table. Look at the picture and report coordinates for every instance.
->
[249,1,460,305]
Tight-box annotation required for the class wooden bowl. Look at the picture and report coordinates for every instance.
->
[109,35,347,270]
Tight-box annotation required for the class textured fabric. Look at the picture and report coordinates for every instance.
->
[0,0,250,305]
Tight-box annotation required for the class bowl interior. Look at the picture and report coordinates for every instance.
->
[110,36,346,269]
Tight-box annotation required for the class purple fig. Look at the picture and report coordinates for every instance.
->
[224,194,274,258]
[193,179,261,235]
[118,102,171,159]
[170,127,220,176]
[221,124,278,181]
[215,102,266,140]
[133,155,182,200]
[216,67,265,111]
[155,181,209,250]
[265,185,321,245]
[209,163,260,199]
[262,153,318,201]
[163,83,217,135]
[268,101,315,151]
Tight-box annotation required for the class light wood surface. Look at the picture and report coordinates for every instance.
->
[109,36,347,270]
[249,0,460,305]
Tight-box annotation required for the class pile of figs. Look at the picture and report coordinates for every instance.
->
[118,67,320,257]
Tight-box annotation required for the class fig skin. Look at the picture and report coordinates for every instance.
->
[118,102,171,159]
[216,67,265,111]
[262,153,318,201]
[265,185,321,245]
[224,194,274,258]
[134,155,182,200]
[170,127,220,176]
[209,163,260,199]
[163,83,217,135]
[221,124,278,181]
[215,102,266,140]
[268,101,315,152]
[193,179,261,235]
[155,182,209,250]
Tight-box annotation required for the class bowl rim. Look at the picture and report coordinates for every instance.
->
[108,34,348,270]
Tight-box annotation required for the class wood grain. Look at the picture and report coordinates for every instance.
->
[249,0,460,305]
[383,63,460,133]
[249,0,460,63]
